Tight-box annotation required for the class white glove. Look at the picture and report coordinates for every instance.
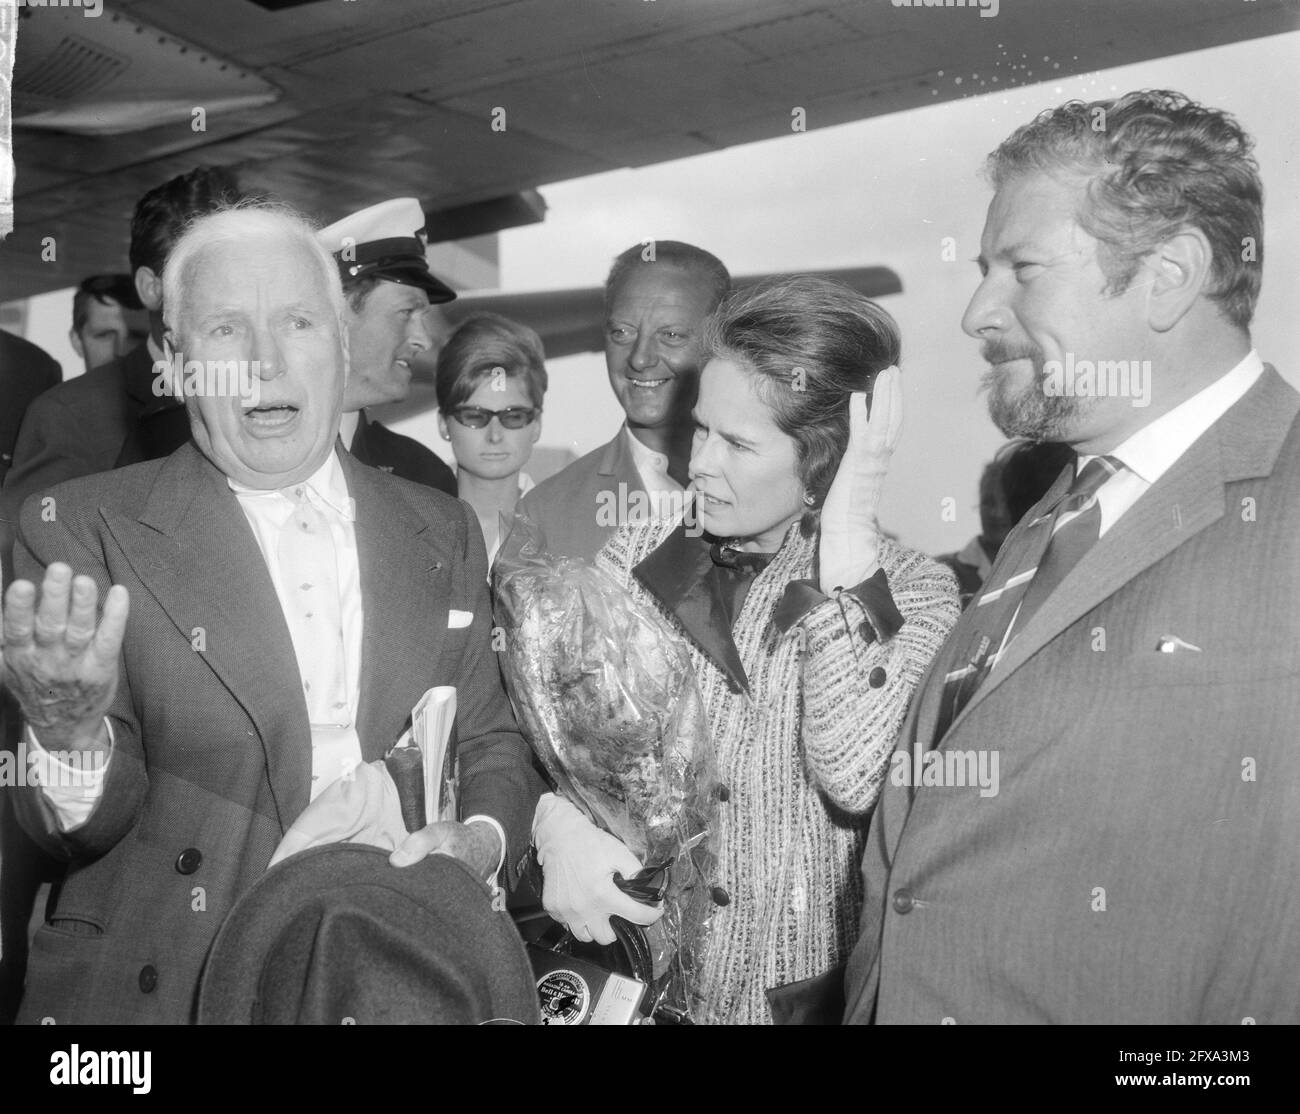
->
[532,793,665,945]
[818,366,903,594]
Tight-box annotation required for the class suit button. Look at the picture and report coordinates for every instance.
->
[710,885,731,907]
[868,667,887,688]
[892,888,914,914]
[138,965,158,994]
[715,784,731,802]
[175,848,202,875]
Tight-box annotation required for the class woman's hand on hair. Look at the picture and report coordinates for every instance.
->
[818,366,903,594]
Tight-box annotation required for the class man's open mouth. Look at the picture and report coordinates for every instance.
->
[244,403,300,428]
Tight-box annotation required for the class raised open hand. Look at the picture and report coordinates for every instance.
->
[818,366,903,594]
[1,563,128,751]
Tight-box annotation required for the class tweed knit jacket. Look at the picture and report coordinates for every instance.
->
[598,514,959,1024]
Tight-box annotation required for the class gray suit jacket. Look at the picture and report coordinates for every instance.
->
[516,428,645,562]
[11,443,544,1024]
[844,366,1300,1024]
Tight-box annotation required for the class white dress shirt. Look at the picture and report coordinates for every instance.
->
[229,451,365,799]
[624,424,684,517]
[1088,349,1263,536]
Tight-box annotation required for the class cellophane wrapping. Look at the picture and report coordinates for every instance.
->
[494,515,719,1020]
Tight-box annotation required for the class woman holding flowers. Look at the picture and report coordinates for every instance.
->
[531,276,960,1024]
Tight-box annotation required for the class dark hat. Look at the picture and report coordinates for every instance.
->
[197,844,538,1025]
[317,198,457,304]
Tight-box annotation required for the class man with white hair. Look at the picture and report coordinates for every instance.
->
[0,203,544,1024]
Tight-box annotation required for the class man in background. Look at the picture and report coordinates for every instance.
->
[518,241,729,560]
[317,198,458,495]
[0,332,60,493]
[68,275,148,375]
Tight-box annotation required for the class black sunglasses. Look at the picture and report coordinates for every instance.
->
[449,405,538,430]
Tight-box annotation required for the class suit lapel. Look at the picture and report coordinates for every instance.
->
[344,450,453,761]
[633,522,750,693]
[102,443,311,831]
[601,428,647,494]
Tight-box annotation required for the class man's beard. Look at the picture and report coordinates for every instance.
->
[978,341,1089,442]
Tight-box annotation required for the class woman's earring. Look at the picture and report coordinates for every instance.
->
[802,491,816,507]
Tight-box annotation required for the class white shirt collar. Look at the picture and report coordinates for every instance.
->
[623,424,671,478]
[227,450,356,521]
[338,409,361,450]
[1086,350,1264,485]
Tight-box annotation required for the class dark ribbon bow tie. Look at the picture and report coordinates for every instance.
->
[709,542,773,575]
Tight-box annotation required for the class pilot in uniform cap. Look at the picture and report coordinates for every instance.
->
[317,198,456,304]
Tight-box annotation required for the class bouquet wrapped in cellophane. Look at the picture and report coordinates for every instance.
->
[494,514,718,1021]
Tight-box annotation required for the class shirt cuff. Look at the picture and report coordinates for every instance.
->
[24,719,115,833]
[772,567,905,641]
[463,813,507,887]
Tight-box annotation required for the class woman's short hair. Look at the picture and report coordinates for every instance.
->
[435,313,548,412]
[987,89,1263,331]
[702,274,901,536]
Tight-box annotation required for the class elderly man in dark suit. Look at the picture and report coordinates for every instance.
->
[845,90,1300,1024]
[518,241,729,560]
[0,203,543,1024]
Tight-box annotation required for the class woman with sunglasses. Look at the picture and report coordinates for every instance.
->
[531,276,960,1024]
[435,313,547,563]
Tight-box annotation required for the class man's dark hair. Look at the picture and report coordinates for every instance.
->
[987,89,1263,330]
[341,273,382,314]
[605,240,730,312]
[72,274,143,333]
[129,166,250,276]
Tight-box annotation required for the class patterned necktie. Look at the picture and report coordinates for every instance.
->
[277,484,350,727]
[933,455,1122,742]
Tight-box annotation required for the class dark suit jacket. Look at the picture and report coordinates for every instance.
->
[349,410,457,495]
[2,343,155,520]
[11,443,544,1024]
[844,366,1300,1024]
[0,330,61,490]
[517,429,645,562]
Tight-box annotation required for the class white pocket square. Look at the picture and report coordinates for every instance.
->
[448,609,474,629]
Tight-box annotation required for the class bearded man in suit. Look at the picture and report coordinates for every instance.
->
[0,203,544,1024]
[845,89,1300,1024]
